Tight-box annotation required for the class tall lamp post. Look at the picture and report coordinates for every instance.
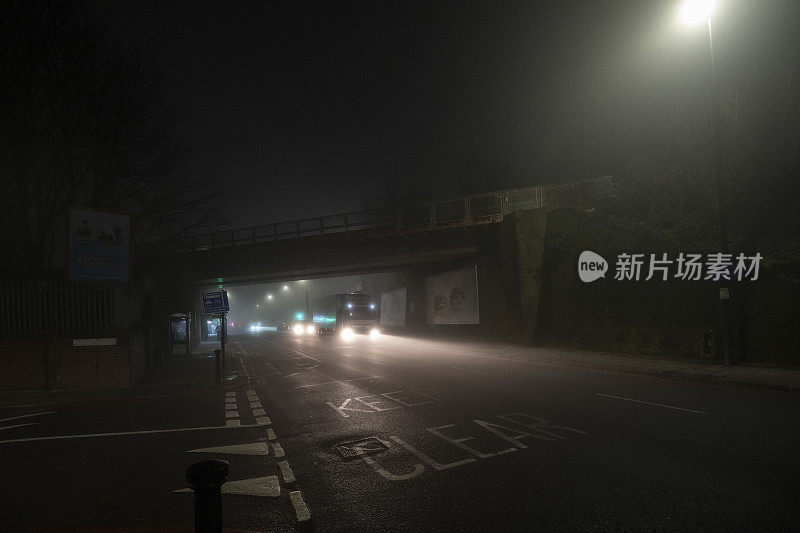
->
[680,0,732,364]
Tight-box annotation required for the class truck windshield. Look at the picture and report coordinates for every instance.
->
[346,307,376,320]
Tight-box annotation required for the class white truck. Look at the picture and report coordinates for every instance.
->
[312,292,380,338]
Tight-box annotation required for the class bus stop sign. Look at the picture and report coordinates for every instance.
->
[203,290,230,314]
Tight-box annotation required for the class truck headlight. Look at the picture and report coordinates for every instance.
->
[341,327,354,340]
[306,324,315,334]
[293,324,304,335]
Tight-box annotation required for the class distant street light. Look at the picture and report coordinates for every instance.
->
[680,0,731,365]
[267,294,273,300]
[256,304,260,308]
[282,285,289,291]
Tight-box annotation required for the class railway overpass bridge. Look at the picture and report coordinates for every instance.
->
[141,177,611,340]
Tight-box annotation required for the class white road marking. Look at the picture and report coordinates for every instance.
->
[362,452,425,481]
[270,442,285,458]
[369,360,389,366]
[391,436,476,470]
[176,476,281,497]
[225,410,239,418]
[252,408,266,416]
[297,375,387,388]
[283,372,300,378]
[266,428,277,440]
[289,490,311,522]
[452,366,494,376]
[225,392,236,398]
[225,403,237,410]
[250,402,262,409]
[0,423,37,431]
[278,460,296,483]
[595,393,710,414]
[0,411,59,423]
[269,340,323,363]
[188,442,269,455]
[326,399,379,418]
[255,416,271,425]
[0,423,271,444]
[238,356,251,380]
[226,420,241,427]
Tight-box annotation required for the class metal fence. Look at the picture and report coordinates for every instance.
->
[147,176,612,254]
[0,281,119,336]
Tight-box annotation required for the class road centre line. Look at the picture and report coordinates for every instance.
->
[278,460,295,483]
[267,340,323,363]
[0,411,59,422]
[296,375,387,388]
[596,393,710,414]
[452,366,494,376]
[0,422,272,444]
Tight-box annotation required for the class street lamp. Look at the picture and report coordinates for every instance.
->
[679,0,726,252]
[282,285,289,291]
[267,294,273,300]
[680,0,731,365]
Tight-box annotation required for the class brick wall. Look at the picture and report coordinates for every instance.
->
[0,330,152,391]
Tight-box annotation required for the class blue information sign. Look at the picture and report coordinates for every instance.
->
[202,290,230,314]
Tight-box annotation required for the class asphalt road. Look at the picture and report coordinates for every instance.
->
[1,332,799,531]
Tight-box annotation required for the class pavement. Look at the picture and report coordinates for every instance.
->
[2,336,799,408]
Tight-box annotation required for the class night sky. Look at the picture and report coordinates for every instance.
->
[91,0,800,228]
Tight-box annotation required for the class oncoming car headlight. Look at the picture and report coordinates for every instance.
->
[341,327,354,340]
[306,324,315,334]
[293,324,304,335]
[369,328,380,338]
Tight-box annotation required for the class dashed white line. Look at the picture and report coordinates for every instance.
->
[255,416,271,426]
[595,393,710,414]
[250,402,262,409]
[278,460,296,483]
[252,408,266,416]
[266,428,277,440]
[283,372,300,378]
[289,490,311,522]
[270,442,285,457]
[225,411,240,418]
[268,340,323,363]
[369,360,389,366]
[226,420,241,427]
[225,403,237,410]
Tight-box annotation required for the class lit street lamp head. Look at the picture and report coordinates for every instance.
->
[680,0,717,26]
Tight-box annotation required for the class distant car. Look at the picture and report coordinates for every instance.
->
[277,322,289,333]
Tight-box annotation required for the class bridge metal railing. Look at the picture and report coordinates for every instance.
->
[147,176,611,254]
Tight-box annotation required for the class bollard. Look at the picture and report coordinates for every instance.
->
[186,459,229,533]
[214,349,221,384]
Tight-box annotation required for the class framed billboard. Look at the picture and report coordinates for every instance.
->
[68,207,131,282]
[426,265,479,325]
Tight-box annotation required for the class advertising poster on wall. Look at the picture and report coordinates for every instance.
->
[68,207,131,282]
[380,287,407,327]
[426,265,479,324]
